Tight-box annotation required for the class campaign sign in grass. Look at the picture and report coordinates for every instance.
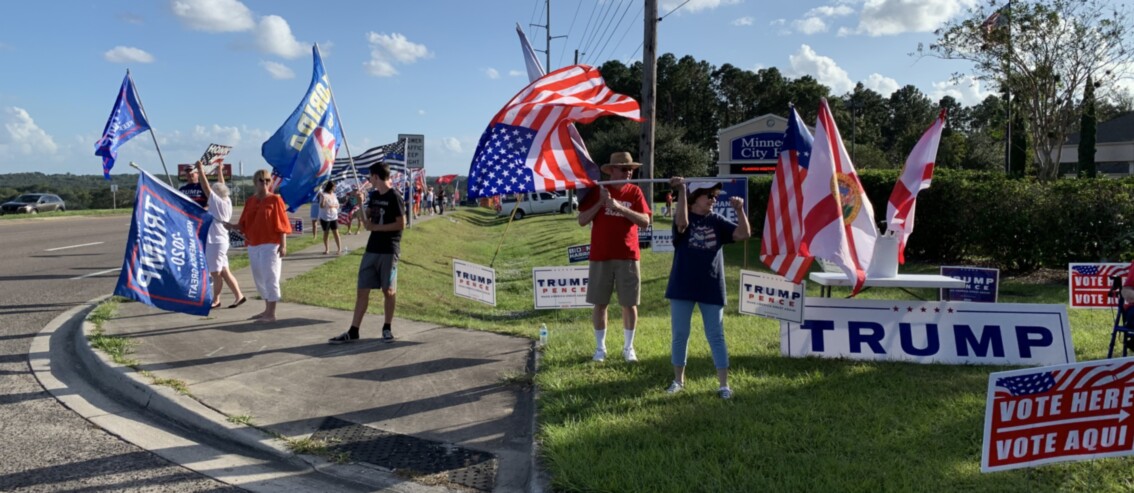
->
[651,228,674,253]
[567,244,590,263]
[713,178,749,224]
[940,265,999,303]
[779,298,1074,366]
[981,358,1134,472]
[453,259,495,306]
[1068,263,1128,308]
[739,270,804,323]
[114,169,213,316]
[533,266,590,309]
[637,223,652,247]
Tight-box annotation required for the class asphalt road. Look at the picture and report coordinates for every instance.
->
[0,215,238,492]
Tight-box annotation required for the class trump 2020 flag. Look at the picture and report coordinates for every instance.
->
[887,109,946,264]
[802,98,877,295]
[466,64,640,199]
[261,45,342,212]
[114,168,213,315]
[761,106,814,283]
[94,72,151,180]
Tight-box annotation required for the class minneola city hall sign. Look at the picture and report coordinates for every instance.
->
[715,113,813,176]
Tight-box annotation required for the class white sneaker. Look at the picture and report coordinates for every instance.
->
[718,387,733,400]
[592,348,606,362]
[622,347,638,362]
[665,381,684,394]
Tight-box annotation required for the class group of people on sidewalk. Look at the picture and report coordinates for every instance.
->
[181,150,750,399]
[578,151,751,400]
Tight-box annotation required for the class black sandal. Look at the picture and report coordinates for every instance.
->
[227,296,247,309]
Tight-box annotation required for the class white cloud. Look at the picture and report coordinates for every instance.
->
[508,69,525,77]
[442,137,461,153]
[864,73,899,97]
[792,17,828,35]
[170,0,255,32]
[661,0,740,14]
[788,44,854,94]
[259,60,295,79]
[930,75,994,106]
[1,107,58,156]
[103,46,155,64]
[485,68,500,79]
[418,109,426,116]
[255,15,306,59]
[364,32,431,77]
[852,0,977,36]
[732,16,754,26]
[805,5,855,18]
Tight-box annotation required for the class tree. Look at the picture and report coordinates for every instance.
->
[1078,75,1098,177]
[586,120,710,182]
[925,0,1134,180]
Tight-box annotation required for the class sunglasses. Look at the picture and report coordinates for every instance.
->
[256,178,271,184]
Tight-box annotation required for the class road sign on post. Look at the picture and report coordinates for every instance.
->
[399,134,425,169]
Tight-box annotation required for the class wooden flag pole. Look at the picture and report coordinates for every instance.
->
[490,198,523,268]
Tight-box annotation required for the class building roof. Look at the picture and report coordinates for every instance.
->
[1065,111,1134,145]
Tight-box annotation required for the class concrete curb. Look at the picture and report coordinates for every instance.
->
[72,297,301,464]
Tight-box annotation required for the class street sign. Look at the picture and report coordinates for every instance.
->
[399,133,425,169]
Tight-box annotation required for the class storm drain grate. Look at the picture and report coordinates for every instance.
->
[311,416,497,491]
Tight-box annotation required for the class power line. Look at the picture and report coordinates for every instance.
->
[659,0,691,21]
[528,0,542,36]
[557,0,584,68]
[606,4,644,66]
[581,0,617,64]
[575,1,602,64]
[584,0,625,65]
[592,1,637,65]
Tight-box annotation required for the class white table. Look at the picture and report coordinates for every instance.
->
[809,272,967,300]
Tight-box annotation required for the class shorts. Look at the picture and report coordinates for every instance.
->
[358,252,398,291]
[206,241,229,273]
[319,219,338,231]
[586,259,640,307]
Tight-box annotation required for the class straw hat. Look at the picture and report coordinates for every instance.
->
[600,151,642,174]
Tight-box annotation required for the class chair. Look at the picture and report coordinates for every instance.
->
[1107,275,1134,358]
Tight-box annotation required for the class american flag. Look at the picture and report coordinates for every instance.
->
[329,140,407,182]
[466,64,640,199]
[1072,264,1128,278]
[980,7,1008,37]
[995,361,1134,398]
[760,106,815,283]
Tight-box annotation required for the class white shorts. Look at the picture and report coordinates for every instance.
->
[206,241,229,273]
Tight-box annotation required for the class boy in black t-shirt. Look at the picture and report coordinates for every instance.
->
[329,163,406,344]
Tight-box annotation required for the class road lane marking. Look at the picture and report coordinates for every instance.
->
[45,242,105,252]
[70,268,121,280]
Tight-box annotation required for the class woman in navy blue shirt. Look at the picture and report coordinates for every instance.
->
[664,177,751,399]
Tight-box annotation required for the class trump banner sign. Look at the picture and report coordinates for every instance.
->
[453,259,496,306]
[533,266,590,309]
[114,168,212,315]
[982,357,1134,472]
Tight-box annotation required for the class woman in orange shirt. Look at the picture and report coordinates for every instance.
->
[229,169,292,322]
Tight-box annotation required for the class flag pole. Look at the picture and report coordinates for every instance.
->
[490,198,524,268]
[127,70,175,187]
[403,136,412,229]
[317,43,363,188]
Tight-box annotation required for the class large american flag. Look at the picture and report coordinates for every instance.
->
[995,361,1134,398]
[466,64,640,199]
[329,140,407,182]
[760,106,814,283]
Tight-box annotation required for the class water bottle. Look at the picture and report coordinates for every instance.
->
[539,323,548,347]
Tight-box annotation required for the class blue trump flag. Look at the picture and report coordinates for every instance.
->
[262,45,343,212]
[94,72,151,180]
[114,168,213,316]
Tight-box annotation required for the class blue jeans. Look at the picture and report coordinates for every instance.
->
[670,299,728,369]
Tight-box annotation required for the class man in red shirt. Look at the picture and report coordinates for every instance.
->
[578,152,652,362]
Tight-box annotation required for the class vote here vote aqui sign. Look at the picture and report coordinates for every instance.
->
[982,358,1134,472]
[1068,263,1128,308]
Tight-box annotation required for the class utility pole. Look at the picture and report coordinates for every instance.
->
[532,0,566,73]
[641,0,658,210]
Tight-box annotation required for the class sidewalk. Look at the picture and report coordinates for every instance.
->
[97,211,539,492]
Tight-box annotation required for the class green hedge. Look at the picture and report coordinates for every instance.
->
[746,170,1134,272]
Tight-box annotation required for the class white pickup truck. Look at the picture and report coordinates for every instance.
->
[495,191,577,219]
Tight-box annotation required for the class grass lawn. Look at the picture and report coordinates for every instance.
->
[282,207,1134,493]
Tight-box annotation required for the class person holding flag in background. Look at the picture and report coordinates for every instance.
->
[261,45,344,212]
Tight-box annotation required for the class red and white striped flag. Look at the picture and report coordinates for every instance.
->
[760,106,815,283]
[465,64,641,199]
[197,143,232,175]
[802,99,877,295]
[887,109,946,264]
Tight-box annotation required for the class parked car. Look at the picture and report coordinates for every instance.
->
[0,193,65,215]
[495,191,576,220]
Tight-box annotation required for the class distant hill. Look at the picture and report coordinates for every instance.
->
[0,172,163,210]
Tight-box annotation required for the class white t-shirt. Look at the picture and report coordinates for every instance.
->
[319,193,339,221]
[206,194,232,245]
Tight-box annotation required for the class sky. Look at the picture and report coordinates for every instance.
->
[0,0,1127,178]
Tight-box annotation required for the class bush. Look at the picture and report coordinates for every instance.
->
[746,170,1134,272]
